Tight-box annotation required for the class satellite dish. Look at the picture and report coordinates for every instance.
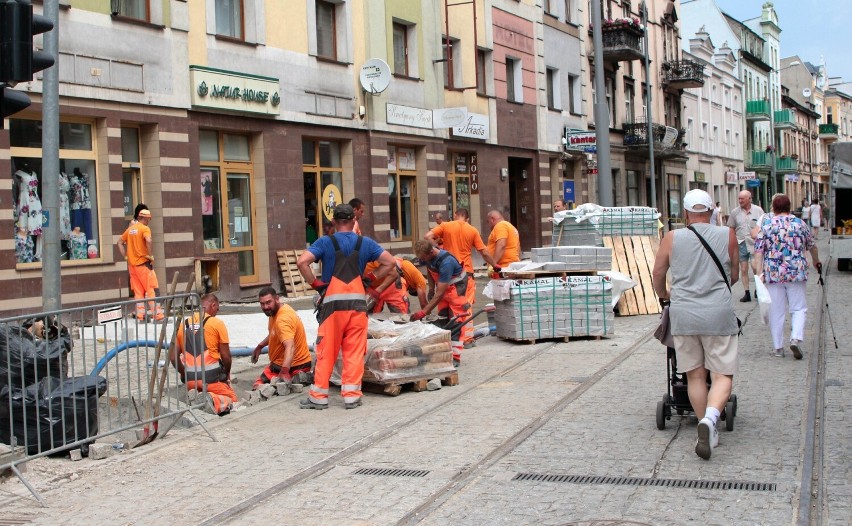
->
[359,59,391,94]
[802,88,812,98]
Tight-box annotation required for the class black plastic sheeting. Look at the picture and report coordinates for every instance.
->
[0,323,71,389]
[0,375,107,455]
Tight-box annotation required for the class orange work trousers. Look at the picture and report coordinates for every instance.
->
[437,285,472,363]
[372,283,410,314]
[462,275,476,343]
[308,310,368,407]
[186,380,237,415]
[129,264,163,320]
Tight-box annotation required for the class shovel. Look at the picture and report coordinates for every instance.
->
[133,272,180,449]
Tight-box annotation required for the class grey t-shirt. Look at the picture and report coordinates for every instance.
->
[727,204,765,249]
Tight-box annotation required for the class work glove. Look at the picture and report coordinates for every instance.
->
[278,370,292,384]
[310,279,327,291]
[490,266,502,279]
[363,271,379,288]
[410,310,427,322]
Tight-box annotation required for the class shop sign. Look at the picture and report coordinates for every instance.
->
[563,180,575,203]
[564,129,597,152]
[738,171,756,180]
[785,173,800,182]
[433,107,468,128]
[470,153,479,195]
[189,66,280,115]
[386,103,433,129]
[695,171,705,183]
[452,113,489,139]
[725,171,738,184]
[321,184,343,221]
[746,179,761,188]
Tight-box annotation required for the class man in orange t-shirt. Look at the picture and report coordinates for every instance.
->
[117,209,163,321]
[424,208,500,342]
[251,287,313,389]
[486,210,521,268]
[364,257,428,314]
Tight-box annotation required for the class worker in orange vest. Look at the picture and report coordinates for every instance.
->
[116,208,164,321]
[172,294,237,415]
[251,287,313,389]
[411,240,474,366]
[364,257,428,314]
[297,204,396,410]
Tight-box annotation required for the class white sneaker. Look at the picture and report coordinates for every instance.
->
[695,417,718,460]
[790,340,803,360]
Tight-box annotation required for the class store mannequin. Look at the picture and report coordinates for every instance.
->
[59,171,71,240]
[70,167,92,240]
[15,167,43,259]
[69,226,88,260]
[15,227,35,263]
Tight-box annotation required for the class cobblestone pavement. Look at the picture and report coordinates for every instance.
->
[0,239,847,525]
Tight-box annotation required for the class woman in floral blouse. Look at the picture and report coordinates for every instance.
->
[753,194,820,359]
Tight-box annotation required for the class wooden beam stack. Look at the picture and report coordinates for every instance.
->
[603,235,662,316]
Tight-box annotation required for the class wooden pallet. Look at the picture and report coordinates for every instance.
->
[276,249,312,298]
[363,372,459,396]
[603,235,661,316]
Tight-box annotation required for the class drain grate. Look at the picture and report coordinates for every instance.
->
[512,473,776,491]
[353,467,430,478]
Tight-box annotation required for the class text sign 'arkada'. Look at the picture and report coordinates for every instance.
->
[453,113,489,139]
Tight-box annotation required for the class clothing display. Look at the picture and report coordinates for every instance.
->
[15,170,43,237]
[69,230,88,260]
[70,169,93,239]
[59,172,72,240]
[15,229,35,263]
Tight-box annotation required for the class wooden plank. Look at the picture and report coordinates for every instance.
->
[638,236,662,314]
[277,249,312,298]
[610,236,639,315]
[633,237,659,314]
[621,237,648,315]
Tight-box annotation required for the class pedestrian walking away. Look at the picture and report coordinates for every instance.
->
[251,287,313,389]
[727,190,764,302]
[171,294,238,415]
[116,208,164,321]
[808,199,822,240]
[653,189,740,461]
[753,194,820,359]
[297,204,396,410]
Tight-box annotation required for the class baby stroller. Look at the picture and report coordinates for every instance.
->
[655,345,738,431]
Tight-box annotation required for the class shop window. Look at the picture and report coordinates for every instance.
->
[215,0,243,39]
[10,119,100,265]
[303,140,344,244]
[121,127,142,219]
[446,152,473,217]
[111,0,148,20]
[200,132,257,283]
[316,0,337,60]
[387,147,417,241]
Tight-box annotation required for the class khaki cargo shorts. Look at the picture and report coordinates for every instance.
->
[673,334,738,376]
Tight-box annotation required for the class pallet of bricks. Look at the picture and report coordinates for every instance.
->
[492,275,614,343]
[552,205,662,316]
[338,320,458,396]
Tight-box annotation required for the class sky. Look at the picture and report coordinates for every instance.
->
[711,0,852,82]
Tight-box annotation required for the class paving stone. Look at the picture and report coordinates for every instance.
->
[88,443,113,461]
[259,384,276,399]
[427,378,442,391]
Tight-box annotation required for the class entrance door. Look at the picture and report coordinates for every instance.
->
[226,172,256,280]
[508,157,534,251]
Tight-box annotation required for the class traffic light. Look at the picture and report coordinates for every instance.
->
[0,0,55,126]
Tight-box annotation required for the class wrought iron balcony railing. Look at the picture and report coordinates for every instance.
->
[601,26,644,63]
[661,60,704,89]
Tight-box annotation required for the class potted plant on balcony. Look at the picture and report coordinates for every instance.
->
[601,17,644,34]
[791,153,799,160]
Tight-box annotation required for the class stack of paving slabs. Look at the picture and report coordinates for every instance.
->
[553,205,660,247]
[530,246,613,272]
[364,323,455,383]
[493,275,614,342]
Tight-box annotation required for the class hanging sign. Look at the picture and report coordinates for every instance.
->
[470,153,479,195]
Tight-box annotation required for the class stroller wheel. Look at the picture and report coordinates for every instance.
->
[656,400,666,430]
[730,394,738,417]
[725,400,735,431]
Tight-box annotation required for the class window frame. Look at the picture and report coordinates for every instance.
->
[387,146,418,242]
[315,0,338,60]
[112,0,150,21]
[393,22,409,77]
[546,67,560,110]
[476,48,488,95]
[120,126,143,220]
[506,57,522,103]
[214,0,244,40]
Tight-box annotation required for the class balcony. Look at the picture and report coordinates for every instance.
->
[746,150,771,172]
[820,123,839,142]
[661,60,705,90]
[773,109,795,129]
[746,100,771,121]
[601,26,644,63]
[622,120,687,159]
[776,156,798,174]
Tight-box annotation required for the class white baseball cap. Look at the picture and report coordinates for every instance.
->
[683,189,714,212]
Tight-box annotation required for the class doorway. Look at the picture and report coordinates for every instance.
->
[508,157,534,251]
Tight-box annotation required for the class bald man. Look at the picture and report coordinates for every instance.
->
[726,190,764,302]
[486,210,520,268]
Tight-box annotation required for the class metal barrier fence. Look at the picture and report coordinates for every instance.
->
[0,285,218,504]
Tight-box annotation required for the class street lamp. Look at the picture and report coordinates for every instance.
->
[590,0,613,206]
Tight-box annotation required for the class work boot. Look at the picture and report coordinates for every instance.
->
[299,398,328,410]
[740,290,751,302]
[202,394,217,415]
[344,400,362,410]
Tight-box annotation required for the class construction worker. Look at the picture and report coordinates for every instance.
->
[116,208,163,321]
[486,210,521,268]
[251,287,313,389]
[424,208,500,342]
[171,294,237,415]
[410,240,471,366]
[296,204,396,410]
[349,197,365,235]
[364,257,428,314]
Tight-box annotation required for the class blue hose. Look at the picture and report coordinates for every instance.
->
[89,340,271,376]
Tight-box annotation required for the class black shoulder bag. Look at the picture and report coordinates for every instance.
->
[687,225,743,334]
